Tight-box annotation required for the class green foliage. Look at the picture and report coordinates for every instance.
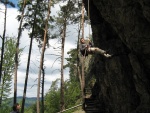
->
[44,79,60,113]
[44,78,81,113]
[24,102,37,113]
[0,38,23,107]
[44,48,81,113]
[64,49,81,113]
[64,79,81,113]
[0,105,11,113]
[17,0,56,48]
[56,0,81,26]
[65,49,79,81]
[0,0,86,112]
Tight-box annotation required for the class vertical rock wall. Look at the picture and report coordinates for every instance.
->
[83,0,150,113]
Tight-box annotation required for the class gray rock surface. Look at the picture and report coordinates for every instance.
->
[83,0,150,113]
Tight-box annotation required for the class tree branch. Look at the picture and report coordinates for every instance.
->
[46,53,61,56]
[51,57,61,68]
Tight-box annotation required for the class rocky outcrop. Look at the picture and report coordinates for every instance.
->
[83,0,150,113]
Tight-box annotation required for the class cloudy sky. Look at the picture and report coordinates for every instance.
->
[0,1,89,97]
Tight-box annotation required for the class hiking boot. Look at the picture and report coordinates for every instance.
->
[104,53,112,58]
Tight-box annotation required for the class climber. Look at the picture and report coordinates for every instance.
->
[80,38,112,58]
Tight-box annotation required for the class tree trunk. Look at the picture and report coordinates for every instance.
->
[14,0,26,105]
[81,1,84,39]
[0,0,7,106]
[77,16,83,99]
[0,72,6,106]
[41,67,45,113]
[21,0,39,112]
[21,25,34,113]
[81,0,85,108]
[37,0,52,113]
[60,18,67,112]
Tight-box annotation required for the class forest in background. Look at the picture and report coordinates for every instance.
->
[0,0,91,113]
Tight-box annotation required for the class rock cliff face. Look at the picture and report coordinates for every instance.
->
[83,0,150,113]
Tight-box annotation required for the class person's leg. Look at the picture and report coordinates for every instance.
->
[88,47,105,55]
[103,53,112,58]
[88,47,112,58]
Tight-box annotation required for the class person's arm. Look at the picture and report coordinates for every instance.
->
[89,42,93,47]
[88,38,94,47]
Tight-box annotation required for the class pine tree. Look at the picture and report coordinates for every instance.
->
[14,0,27,105]
[17,0,55,112]
[19,0,49,112]
[36,0,53,113]
[54,0,83,111]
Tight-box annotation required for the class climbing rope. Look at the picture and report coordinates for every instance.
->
[57,104,82,113]
[88,0,90,39]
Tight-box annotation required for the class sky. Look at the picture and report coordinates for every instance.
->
[0,1,90,98]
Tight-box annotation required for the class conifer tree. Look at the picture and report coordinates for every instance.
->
[36,0,52,112]
[14,0,27,105]
[17,0,55,112]
[54,0,83,111]
[19,0,42,112]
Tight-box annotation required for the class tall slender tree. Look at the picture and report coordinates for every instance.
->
[0,0,15,84]
[81,0,85,108]
[18,0,55,112]
[37,0,52,113]
[55,1,71,111]
[41,66,45,113]
[77,21,83,103]
[0,0,15,108]
[60,17,66,112]
[20,0,39,112]
[55,0,83,111]
[14,0,27,104]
